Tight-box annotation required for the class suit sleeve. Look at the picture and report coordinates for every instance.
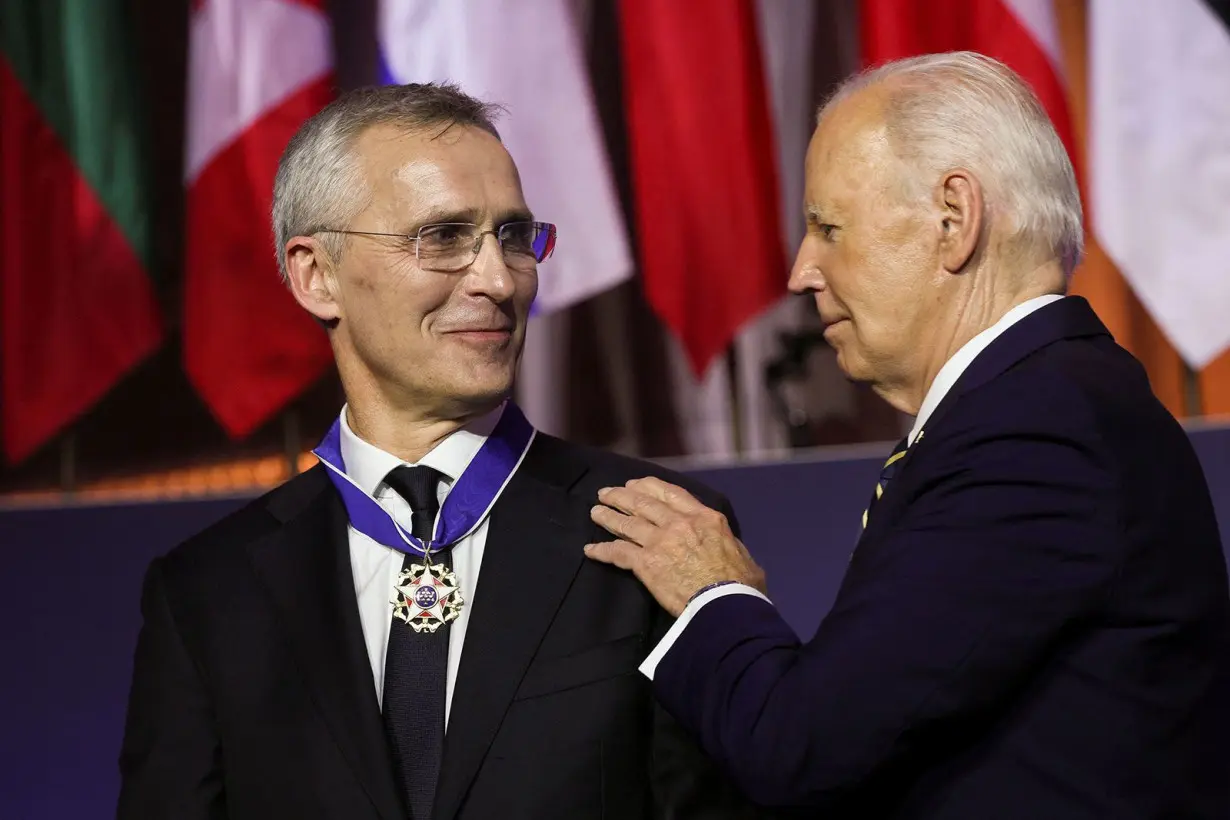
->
[651,400,1121,809]
[648,497,780,819]
[117,558,227,820]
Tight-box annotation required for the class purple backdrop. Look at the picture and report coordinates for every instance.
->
[2,425,1227,817]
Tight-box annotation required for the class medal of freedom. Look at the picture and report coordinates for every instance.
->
[391,561,464,633]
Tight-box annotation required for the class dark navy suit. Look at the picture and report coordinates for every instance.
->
[653,297,1230,818]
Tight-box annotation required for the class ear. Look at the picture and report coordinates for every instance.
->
[284,235,342,325]
[938,169,983,273]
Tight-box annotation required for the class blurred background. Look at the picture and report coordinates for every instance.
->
[1,0,1228,499]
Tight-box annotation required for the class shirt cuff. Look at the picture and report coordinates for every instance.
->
[639,584,771,680]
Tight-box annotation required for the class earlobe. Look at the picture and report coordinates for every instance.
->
[938,170,983,273]
[285,236,342,325]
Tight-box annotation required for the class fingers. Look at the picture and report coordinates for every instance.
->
[596,485,676,528]
[590,503,658,546]
[582,539,640,571]
[592,479,731,552]
[623,476,708,515]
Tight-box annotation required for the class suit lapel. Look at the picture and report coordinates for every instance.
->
[247,468,405,820]
[433,438,589,820]
[860,297,1112,542]
[921,296,1111,441]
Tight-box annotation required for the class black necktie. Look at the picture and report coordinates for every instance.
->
[381,465,450,820]
[862,435,910,529]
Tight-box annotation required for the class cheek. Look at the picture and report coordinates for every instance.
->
[341,263,449,343]
[856,226,932,323]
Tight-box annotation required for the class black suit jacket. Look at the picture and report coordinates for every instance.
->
[117,432,766,819]
[652,297,1230,818]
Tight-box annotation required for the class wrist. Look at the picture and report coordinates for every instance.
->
[687,579,737,605]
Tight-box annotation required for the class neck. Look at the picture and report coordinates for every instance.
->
[343,390,501,464]
[880,261,1065,416]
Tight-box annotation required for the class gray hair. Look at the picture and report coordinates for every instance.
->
[272,82,504,281]
[821,51,1083,276]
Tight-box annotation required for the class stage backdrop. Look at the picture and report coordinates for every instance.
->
[2,424,1228,818]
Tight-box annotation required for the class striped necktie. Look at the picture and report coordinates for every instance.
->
[862,434,911,529]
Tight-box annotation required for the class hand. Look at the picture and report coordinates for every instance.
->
[584,477,766,617]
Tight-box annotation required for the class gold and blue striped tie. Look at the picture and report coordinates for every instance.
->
[862,434,912,529]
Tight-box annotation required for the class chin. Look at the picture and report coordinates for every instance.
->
[833,349,869,384]
[450,368,516,407]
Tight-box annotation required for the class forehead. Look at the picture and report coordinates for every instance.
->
[354,122,526,222]
[805,88,897,202]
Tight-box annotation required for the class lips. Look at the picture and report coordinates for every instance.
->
[443,327,514,344]
[822,317,848,338]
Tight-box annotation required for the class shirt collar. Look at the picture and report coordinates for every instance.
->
[909,294,1065,445]
[338,402,505,497]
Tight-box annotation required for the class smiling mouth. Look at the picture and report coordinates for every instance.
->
[446,329,513,342]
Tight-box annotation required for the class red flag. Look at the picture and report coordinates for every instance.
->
[184,0,335,438]
[619,0,788,377]
[861,0,1076,162]
[1,1,163,463]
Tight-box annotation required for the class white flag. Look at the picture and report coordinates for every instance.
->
[377,0,632,315]
[1090,0,1230,368]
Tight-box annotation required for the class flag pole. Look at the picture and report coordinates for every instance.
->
[1183,362,1203,418]
[725,344,744,455]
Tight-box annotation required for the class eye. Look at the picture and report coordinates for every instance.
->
[806,213,838,242]
[499,222,536,254]
[418,224,470,250]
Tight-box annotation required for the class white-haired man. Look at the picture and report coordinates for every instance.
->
[586,52,1229,818]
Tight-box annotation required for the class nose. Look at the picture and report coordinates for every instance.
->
[788,237,826,295]
[464,232,516,302]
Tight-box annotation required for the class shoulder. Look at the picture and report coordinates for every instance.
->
[909,332,1203,524]
[155,467,331,585]
[529,433,731,512]
[949,333,1185,452]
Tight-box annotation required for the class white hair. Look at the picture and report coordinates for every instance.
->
[271,83,503,282]
[821,51,1083,276]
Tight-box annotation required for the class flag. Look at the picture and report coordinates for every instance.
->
[619,0,788,380]
[662,0,819,455]
[1049,0,1189,418]
[0,1,164,463]
[1088,0,1230,369]
[377,0,632,435]
[862,0,1077,171]
[378,0,631,315]
[184,0,335,439]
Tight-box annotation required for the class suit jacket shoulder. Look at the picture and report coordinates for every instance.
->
[528,432,737,518]
[157,467,330,566]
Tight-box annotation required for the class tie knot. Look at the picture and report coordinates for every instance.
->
[383,465,445,542]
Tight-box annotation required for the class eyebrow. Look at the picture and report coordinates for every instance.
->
[400,207,536,234]
[805,205,829,224]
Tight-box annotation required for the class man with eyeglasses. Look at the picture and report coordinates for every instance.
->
[117,83,764,820]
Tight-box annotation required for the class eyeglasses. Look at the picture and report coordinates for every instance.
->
[317,221,557,273]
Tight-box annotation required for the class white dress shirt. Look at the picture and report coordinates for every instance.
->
[639,294,1067,679]
[339,403,504,726]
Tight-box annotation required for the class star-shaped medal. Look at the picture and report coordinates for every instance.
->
[391,561,464,633]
